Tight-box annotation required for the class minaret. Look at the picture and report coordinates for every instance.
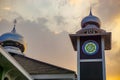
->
[69,9,111,80]
[0,20,26,55]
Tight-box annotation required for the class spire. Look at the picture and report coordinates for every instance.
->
[11,19,17,33]
[89,6,93,16]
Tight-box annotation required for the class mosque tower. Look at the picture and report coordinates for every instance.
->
[69,9,111,80]
[0,20,26,55]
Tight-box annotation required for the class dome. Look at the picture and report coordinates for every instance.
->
[0,26,26,53]
[0,32,24,45]
[81,10,101,28]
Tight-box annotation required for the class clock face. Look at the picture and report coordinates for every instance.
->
[82,40,99,55]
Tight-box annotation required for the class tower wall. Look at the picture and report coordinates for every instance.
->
[77,36,106,80]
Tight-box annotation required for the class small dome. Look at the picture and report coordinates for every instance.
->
[0,32,25,45]
[0,27,26,53]
[81,10,101,28]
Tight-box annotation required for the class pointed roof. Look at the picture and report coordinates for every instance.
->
[81,7,101,28]
[69,8,111,51]
[0,47,32,80]
[11,54,75,75]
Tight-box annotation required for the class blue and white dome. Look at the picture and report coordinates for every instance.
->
[0,27,25,45]
[81,10,101,28]
[0,21,26,54]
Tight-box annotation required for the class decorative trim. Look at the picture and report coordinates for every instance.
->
[82,40,99,55]
[101,37,106,80]
[77,38,80,80]
[31,74,75,80]
[80,59,102,62]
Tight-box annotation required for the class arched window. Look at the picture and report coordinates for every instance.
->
[4,77,9,80]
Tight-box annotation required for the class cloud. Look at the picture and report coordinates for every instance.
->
[92,0,120,77]
[54,15,66,25]
[0,17,76,70]
[2,7,11,10]
[106,41,120,75]
[97,0,120,22]
[0,0,89,34]
[20,18,76,70]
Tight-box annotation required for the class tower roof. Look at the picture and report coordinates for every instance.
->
[0,20,26,53]
[0,28,25,45]
[81,8,101,28]
[12,54,76,75]
[69,8,111,51]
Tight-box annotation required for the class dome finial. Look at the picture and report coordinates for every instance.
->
[81,5,101,28]
[11,19,17,33]
[89,5,93,16]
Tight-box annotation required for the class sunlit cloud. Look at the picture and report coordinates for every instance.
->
[69,0,81,5]
[112,17,120,42]
[107,75,120,80]
[3,7,11,11]
[105,16,120,80]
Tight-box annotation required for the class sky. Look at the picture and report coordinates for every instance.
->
[0,0,120,80]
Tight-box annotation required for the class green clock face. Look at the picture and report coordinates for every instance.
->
[82,40,99,55]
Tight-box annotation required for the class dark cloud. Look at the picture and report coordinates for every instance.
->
[0,19,11,33]
[54,15,67,25]
[0,10,20,20]
[37,18,48,24]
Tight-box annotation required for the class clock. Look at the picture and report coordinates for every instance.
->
[82,40,99,55]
